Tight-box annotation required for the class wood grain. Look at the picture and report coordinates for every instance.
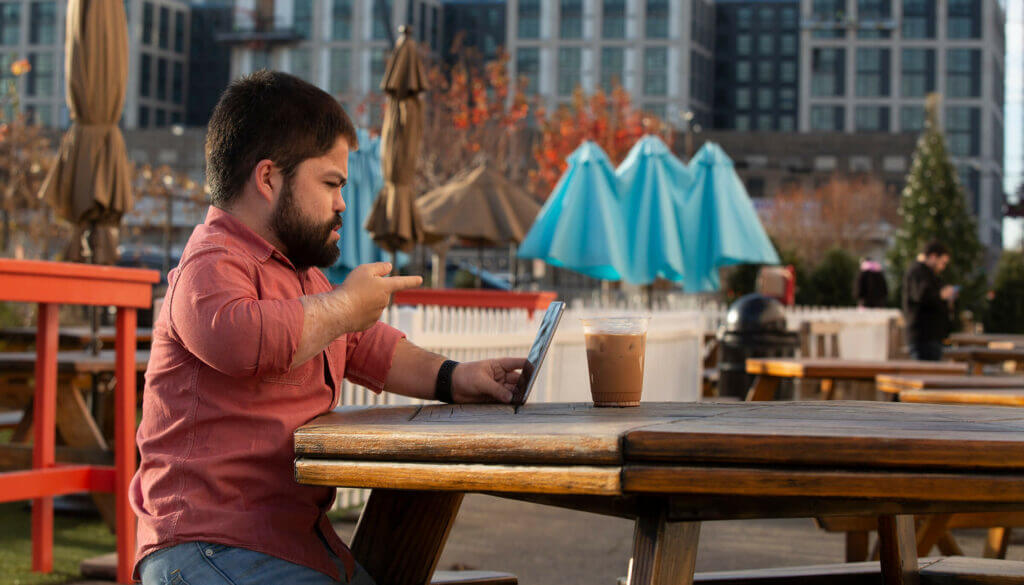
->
[876,375,1024,393]
[878,515,919,585]
[628,499,700,585]
[294,459,622,495]
[899,389,1024,406]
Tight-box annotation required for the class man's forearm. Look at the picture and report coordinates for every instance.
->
[294,290,354,367]
[383,339,446,400]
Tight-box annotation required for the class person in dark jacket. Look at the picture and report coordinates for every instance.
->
[902,241,956,361]
[855,257,889,308]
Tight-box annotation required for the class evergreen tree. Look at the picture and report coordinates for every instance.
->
[887,94,985,315]
[983,251,1024,334]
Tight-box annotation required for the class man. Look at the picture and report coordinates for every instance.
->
[131,71,526,585]
[902,241,956,361]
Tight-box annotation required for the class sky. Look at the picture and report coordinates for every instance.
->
[1004,0,1022,249]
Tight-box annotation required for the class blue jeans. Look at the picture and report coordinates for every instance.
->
[139,541,376,585]
[908,340,944,361]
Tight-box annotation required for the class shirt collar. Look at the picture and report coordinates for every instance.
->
[204,206,297,270]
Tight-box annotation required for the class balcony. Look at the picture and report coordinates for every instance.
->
[215,17,305,45]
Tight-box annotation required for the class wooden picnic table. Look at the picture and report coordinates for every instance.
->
[875,374,1024,395]
[294,401,1024,585]
[948,333,1024,348]
[943,346,1024,375]
[900,388,1024,406]
[744,358,966,401]
[0,326,153,351]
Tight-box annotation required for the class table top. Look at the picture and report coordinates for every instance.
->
[0,350,150,373]
[948,333,1024,347]
[876,374,1024,392]
[295,401,1024,506]
[745,358,966,379]
[900,389,1024,407]
[944,346,1024,362]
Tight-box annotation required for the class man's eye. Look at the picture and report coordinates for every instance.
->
[326,182,342,189]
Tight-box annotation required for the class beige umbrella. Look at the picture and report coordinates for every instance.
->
[417,164,542,288]
[39,0,133,265]
[365,25,429,262]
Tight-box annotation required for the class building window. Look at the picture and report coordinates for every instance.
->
[294,0,313,39]
[291,48,312,82]
[142,2,154,45]
[757,87,773,109]
[643,102,666,120]
[810,105,844,131]
[780,7,798,27]
[735,88,750,109]
[900,105,925,131]
[156,58,168,100]
[560,0,582,39]
[0,3,20,45]
[251,49,270,72]
[643,47,667,96]
[332,0,352,40]
[758,35,773,55]
[140,53,152,98]
[779,115,795,131]
[329,48,350,94]
[779,87,796,109]
[370,47,387,86]
[811,0,845,39]
[558,47,581,96]
[757,113,773,130]
[855,48,889,97]
[736,34,751,56]
[811,48,844,97]
[900,48,934,97]
[948,0,981,39]
[138,106,150,129]
[736,7,752,29]
[158,6,169,49]
[736,61,751,82]
[947,49,981,98]
[518,0,540,38]
[174,11,185,53]
[758,62,773,83]
[646,0,668,38]
[29,1,55,45]
[735,114,750,130]
[779,34,796,56]
[855,106,889,131]
[946,106,980,157]
[373,0,392,40]
[155,109,166,127]
[757,6,774,27]
[600,47,624,92]
[780,61,796,83]
[25,52,52,97]
[857,0,891,38]
[902,0,935,39]
[602,0,625,38]
[172,61,183,103]
[516,47,539,94]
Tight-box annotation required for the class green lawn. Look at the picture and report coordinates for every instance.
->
[0,501,114,585]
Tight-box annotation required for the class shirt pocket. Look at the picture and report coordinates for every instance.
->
[261,358,314,387]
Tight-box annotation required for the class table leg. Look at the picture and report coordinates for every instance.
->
[983,527,1011,559]
[915,514,952,557]
[745,376,780,402]
[846,530,870,562]
[350,489,464,585]
[820,379,836,401]
[628,499,700,585]
[32,303,58,574]
[877,514,919,585]
[115,308,138,585]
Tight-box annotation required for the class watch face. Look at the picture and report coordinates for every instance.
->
[511,301,565,405]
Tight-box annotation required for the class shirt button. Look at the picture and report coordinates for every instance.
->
[205,548,214,557]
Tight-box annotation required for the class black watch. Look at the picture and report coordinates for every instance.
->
[434,360,458,404]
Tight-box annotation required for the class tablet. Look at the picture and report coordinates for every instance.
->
[511,301,565,405]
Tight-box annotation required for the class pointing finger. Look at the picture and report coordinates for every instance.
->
[383,275,423,292]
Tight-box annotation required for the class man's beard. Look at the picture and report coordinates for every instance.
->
[269,178,342,270]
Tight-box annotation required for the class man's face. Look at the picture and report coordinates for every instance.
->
[926,253,951,274]
[269,137,350,270]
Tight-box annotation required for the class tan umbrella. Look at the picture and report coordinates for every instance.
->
[365,25,429,260]
[417,164,542,288]
[39,0,133,265]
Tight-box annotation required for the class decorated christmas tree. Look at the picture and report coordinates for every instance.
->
[887,93,985,314]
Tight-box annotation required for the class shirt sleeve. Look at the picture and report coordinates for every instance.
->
[166,247,304,378]
[343,321,406,393]
[906,267,944,310]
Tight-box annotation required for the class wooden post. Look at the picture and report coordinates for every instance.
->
[878,514,919,585]
[628,499,701,585]
[115,307,138,584]
[32,303,59,573]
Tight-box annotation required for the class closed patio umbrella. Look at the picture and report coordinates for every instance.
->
[365,25,428,261]
[39,0,132,266]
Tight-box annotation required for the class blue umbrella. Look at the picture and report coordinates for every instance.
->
[615,135,694,285]
[325,129,406,283]
[679,142,779,292]
[518,141,628,281]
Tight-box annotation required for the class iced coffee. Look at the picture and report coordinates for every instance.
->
[581,317,650,407]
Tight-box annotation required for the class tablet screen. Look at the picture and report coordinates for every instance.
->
[511,301,565,405]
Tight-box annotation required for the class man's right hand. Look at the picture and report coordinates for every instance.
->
[940,285,956,301]
[335,263,422,332]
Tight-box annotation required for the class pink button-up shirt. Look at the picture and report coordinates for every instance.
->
[130,206,405,581]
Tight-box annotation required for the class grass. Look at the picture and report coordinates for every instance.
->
[0,501,115,585]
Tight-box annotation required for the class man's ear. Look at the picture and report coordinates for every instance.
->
[252,159,278,204]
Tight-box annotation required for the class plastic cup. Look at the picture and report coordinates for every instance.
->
[580,316,650,407]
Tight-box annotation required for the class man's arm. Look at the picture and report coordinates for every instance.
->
[383,339,526,404]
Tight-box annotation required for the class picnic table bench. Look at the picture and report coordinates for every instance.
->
[0,326,153,351]
[875,374,1024,395]
[295,401,1024,585]
[942,346,1024,375]
[948,333,1024,348]
[744,358,966,401]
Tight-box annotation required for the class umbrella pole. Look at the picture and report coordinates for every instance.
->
[88,221,101,356]
[390,251,398,276]
[510,243,518,290]
[476,244,483,289]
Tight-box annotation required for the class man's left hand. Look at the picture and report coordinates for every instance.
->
[451,357,527,404]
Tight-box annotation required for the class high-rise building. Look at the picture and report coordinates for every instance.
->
[800,0,1006,252]
[187,0,233,127]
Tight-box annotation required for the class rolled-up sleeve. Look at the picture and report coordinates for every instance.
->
[344,321,406,393]
[167,248,304,378]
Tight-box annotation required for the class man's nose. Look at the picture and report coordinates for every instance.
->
[334,190,346,214]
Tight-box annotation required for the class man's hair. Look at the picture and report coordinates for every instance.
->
[923,240,950,257]
[205,70,358,208]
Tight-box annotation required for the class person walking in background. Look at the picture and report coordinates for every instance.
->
[855,257,888,308]
[902,241,956,361]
